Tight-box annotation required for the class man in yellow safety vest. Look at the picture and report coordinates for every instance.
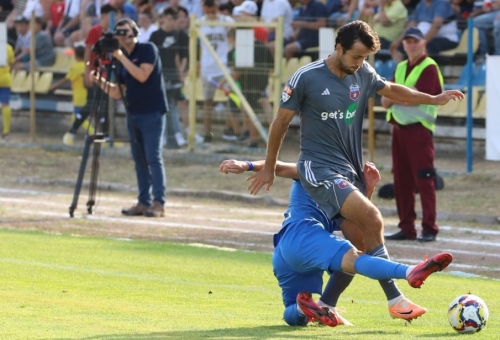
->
[381,27,443,242]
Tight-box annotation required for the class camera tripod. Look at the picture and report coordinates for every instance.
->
[68,57,120,218]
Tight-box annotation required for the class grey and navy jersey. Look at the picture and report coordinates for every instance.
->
[280,59,386,180]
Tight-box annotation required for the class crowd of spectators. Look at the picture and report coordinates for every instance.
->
[0,0,491,145]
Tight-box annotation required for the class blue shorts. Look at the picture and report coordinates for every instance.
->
[0,88,11,104]
[272,218,352,307]
[74,106,83,120]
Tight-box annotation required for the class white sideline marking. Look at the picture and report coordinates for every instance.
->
[0,257,276,293]
[16,210,276,236]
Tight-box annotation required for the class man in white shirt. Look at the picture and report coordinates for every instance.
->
[199,0,234,141]
[181,0,203,17]
[53,0,82,46]
[260,0,294,41]
[137,7,158,43]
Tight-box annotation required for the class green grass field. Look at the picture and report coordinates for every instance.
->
[0,229,497,340]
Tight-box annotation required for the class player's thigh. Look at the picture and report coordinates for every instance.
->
[340,190,382,232]
[297,160,359,219]
[273,246,324,307]
[278,220,353,273]
[339,219,365,251]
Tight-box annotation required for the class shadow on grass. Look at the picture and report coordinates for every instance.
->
[45,326,402,340]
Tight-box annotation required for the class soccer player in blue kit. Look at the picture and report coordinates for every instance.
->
[242,20,464,326]
[220,159,453,327]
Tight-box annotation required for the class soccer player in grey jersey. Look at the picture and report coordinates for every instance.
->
[248,20,464,319]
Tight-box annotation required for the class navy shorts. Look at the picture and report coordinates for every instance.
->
[0,88,11,104]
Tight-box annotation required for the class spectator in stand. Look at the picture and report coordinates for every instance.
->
[492,10,500,55]
[357,0,379,21]
[49,46,93,145]
[176,5,190,33]
[260,0,294,41]
[232,1,267,42]
[13,15,31,63]
[402,0,420,15]
[373,0,408,49]
[149,6,192,148]
[60,5,123,144]
[473,0,500,62]
[199,0,234,142]
[137,5,158,43]
[327,0,358,27]
[220,28,274,148]
[22,0,44,21]
[13,16,55,71]
[45,0,65,38]
[282,0,327,60]
[0,43,15,140]
[452,0,474,19]
[53,0,81,46]
[181,0,203,17]
[390,0,459,62]
[111,0,138,22]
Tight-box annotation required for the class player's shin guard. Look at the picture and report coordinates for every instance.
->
[354,254,408,280]
[283,304,308,326]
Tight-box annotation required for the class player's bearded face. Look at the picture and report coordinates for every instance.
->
[339,50,358,75]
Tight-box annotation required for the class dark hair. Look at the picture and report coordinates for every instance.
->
[218,2,232,12]
[101,4,120,15]
[203,0,216,8]
[74,45,85,59]
[335,20,380,53]
[140,4,154,19]
[162,6,178,19]
[177,6,188,17]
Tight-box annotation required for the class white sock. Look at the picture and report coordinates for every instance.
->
[406,266,416,279]
[297,304,305,316]
[388,295,404,307]
[318,300,336,312]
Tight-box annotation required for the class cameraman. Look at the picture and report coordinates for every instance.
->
[93,18,169,218]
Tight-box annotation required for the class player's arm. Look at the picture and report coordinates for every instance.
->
[49,77,69,92]
[113,49,154,83]
[220,159,299,179]
[247,107,296,195]
[377,82,464,105]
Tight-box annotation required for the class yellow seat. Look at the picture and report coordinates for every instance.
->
[440,28,480,56]
[11,70,27,93]
[299,55,312,67]
[35,72,53,94]
[283,57,299,84]
[38,48,70,73]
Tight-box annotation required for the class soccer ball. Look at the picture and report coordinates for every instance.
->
[448,294,489,334]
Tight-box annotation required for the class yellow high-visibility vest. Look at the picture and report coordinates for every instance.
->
[386,57,444,133]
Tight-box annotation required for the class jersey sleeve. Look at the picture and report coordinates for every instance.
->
[139,43,158,65]
[65,64,78,81]
[279,68,306,111]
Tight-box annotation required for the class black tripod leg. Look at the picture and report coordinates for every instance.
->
[69,136,93,217]
[86,140,101,214]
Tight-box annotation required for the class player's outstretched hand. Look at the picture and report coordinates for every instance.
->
[247,166,275,195]
[219,159,248,174]
[434,90,465,105]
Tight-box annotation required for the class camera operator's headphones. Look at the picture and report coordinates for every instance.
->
[114,18,140,38]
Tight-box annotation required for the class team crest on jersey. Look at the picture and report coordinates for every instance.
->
[282,85,293,102]
[349,84,360,101]
[334,178,350,189]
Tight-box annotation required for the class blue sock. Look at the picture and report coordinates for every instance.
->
[283,303,308,326]
[354,254,408,280]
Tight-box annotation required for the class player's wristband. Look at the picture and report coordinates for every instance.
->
[246,161,254,171]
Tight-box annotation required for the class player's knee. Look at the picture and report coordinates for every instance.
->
[341,247,362,274]
[283,304,308,326]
